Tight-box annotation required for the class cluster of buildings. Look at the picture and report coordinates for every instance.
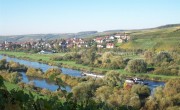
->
[94,33,130,49]
[0,39,59,51]
[0,33,130,51]
[0,38,88,51]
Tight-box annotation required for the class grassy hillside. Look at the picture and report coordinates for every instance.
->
[120,25,180,51]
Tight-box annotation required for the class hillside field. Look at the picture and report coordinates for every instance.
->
[120,25,180,52]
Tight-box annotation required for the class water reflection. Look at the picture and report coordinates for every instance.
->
[20,72,71,92]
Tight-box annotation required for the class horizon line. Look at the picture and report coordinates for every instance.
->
[1,23,180,36]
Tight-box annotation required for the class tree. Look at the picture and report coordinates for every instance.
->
[131,84,151,98]
[155,51,173,64]
[107,89,141,109]
[0,76,5,89]
[0,59,7,70]
[8,72,21,84]
[144,51,154,65]
[104,71,124,87]
[95,86,113,102]
[143,78,180,110]
[8,61,24,71]
[72,81,98,106]
[143,96,158,110]
[45,68,62,79]
[55,77,66,91]
[125,59,147,73]
[110,56,127,69]
[26,67,43,77]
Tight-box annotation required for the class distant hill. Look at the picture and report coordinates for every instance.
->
[1,24,180,51]
[0,31,98,43]
[103,30,126,33]
[155,24,180,29]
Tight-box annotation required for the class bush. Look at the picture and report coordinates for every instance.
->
[131,84,150,98]
[75,59,83,64]
[45,68,62,79]
[0,59,7,70]
[153,60,179,76]
[26,67,43,77]
[155,51,173,65]
[63,54,73,60]
[50,56,64,61]
[7,72,21,84]
[125,59,147,73]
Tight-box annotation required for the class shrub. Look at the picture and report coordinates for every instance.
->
[45,68,62,79]
[131,84,150,98]
[50,56,64,61]
[26,67,43,77]
[155,51,173,64]
[125,59,147,73]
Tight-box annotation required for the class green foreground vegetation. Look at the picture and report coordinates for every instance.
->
[0,59,180,110]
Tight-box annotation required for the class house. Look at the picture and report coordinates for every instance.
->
[95,37,104,43]
[115,33,131,43]
[77,44,82,48]
[109,36,115,40]
[105,36,115,42]
[106,43,114,48]
[118,39,123,43]
[114,34,121,39]
[97,44,104,48]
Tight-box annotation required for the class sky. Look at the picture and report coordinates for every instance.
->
[0,0,180,35]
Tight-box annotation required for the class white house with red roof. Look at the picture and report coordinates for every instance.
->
[106,43,114,48]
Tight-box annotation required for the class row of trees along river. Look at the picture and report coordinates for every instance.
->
[0,55,164,93]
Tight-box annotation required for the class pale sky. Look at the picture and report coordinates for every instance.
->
[0,0,180,35]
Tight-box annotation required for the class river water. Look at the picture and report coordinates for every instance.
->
[0,55,164,93]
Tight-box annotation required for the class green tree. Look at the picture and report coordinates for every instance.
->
[0,59,7,70]
[144,51,154,65]
[104,71,124,87]
[131,84,151,98]
[8,72,21,84]
[155,51,173,64]
[72,81,98,107]
[95,86,113,102]
[26,67,43,77]
[125,59,147,73]
[45,68,62,79]
[144,78,180,110]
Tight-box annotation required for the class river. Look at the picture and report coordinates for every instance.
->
[0,55,164,93]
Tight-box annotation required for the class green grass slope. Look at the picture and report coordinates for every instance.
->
[120,25,180,51]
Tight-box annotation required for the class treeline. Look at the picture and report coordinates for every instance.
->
[51,49,180,76]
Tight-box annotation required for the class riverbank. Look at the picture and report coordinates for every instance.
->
[0,51,179,81]
[0,53,166,96]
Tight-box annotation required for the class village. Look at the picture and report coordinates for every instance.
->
[0,33,130,52]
